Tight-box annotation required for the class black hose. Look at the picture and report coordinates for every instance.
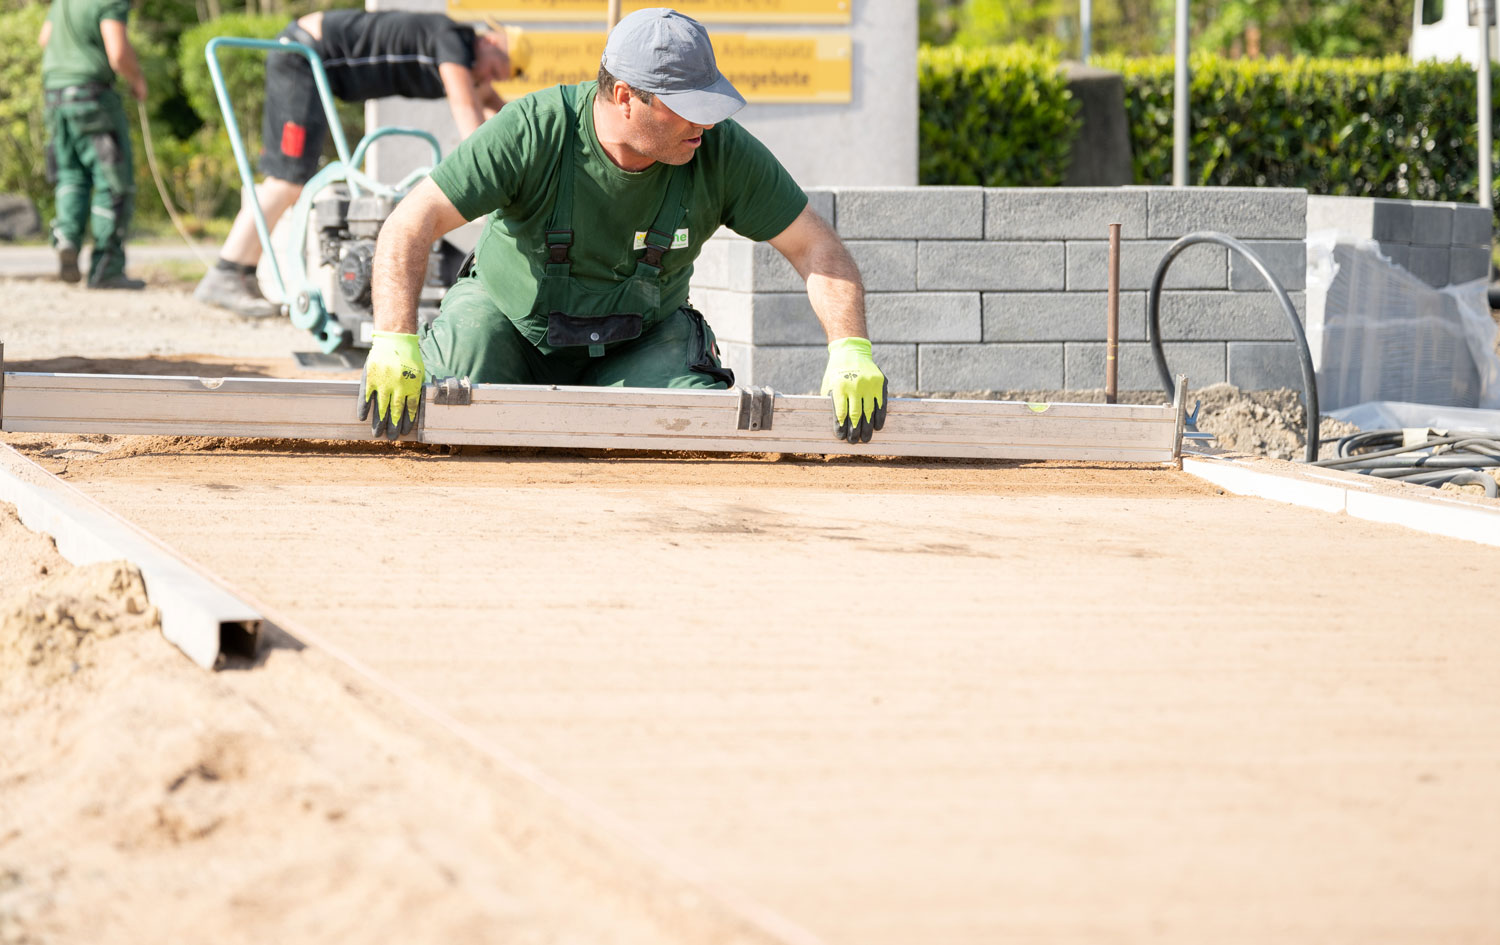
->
[1313,427,1500,498]
[1148,232,1320,463]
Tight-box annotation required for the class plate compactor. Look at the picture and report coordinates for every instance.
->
[206,35,466,354]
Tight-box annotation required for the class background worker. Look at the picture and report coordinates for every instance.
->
[39,0,148,289]
[359,7,888,445]
[195,10,529,317]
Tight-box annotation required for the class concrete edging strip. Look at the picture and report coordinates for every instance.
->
[1183,452,1500,547]
[0,443,262,668]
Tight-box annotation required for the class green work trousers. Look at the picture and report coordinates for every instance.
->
[420,275,735,389]
[45,88,134,285]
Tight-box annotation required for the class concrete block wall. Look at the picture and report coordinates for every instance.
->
[694,186,1310,393]
[1306,196,1493,287]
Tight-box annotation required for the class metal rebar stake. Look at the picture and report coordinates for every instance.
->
[1106,223,1121,403]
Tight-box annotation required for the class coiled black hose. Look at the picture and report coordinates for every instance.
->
[1314,429,1500,497]
[1147,232,1320,462]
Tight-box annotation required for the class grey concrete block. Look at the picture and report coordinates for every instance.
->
[983,188,1147,240]
[1064,341,1226,390]
[983,291,1147,342]
[1066,239,1225,290]
[1146,187,1306,239]
[1406,245,1452,287]
[721,240,919,293]
[692,239,733,291]
[1370,240,1411,269]
[1227,342,1306,390]
[1409,201,1455,245]
[717,343,917,394]
[848,241,918,292]
[1156,291,1306,341]
[1452,203,1493,246]
[1229,240,1307,291]
[693,290,824,345]
[1305,195,1411,242]
[835,187,983,239]
[804,188,836,226]
[867,292,981,342]
[1450,245,1492,284]
[918,343,1065,390]
[693,288,753,343]
[917,241,1065,290]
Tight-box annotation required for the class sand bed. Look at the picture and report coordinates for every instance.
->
[3,435,1497,944]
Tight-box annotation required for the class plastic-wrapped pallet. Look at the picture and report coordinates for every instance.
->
[1305,230,1500,412]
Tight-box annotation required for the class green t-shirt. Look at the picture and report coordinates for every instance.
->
[42,0,130,90]
[430,80,808,324]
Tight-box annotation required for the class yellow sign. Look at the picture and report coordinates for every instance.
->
[491,32,851,104]
[449,0,851,24]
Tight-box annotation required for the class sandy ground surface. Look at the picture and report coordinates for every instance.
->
[5,267,1500,942]
[5,434,1500,944]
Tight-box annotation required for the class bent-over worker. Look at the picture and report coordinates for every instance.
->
[195,10,530,317]
[359,7,887,445]
[40,0,148,289]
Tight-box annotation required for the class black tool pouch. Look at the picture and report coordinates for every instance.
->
[684,306,735,387]
[545,311,644,350]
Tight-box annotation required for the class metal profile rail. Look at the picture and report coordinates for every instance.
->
[0,443,262,668]
[1,371,1189,463]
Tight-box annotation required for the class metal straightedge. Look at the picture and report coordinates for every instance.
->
[0,371,1189,463]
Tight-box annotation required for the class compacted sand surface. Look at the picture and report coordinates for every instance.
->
[4,434,1498,945]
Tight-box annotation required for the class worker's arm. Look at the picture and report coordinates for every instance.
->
[38,20,50,47]
[438,61,486,138]
[100,19,147,102]
[360,178,468,437]
[767,205,887,443]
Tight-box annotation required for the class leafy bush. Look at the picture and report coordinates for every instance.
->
[1103,53,1494,203]
[919,44,1080,186]
[0,5,49,222]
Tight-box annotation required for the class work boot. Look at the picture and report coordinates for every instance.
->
[57,244,80,284]
[90,274,146,290]
[195,263,279,318]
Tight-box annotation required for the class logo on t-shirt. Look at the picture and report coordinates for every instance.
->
[632,228,690,251]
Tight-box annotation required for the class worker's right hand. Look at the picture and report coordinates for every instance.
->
[130,76,148,102]
[357,331,423,439]
[821,336,887,444]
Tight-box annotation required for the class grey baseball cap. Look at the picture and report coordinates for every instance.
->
[601,8,746,125]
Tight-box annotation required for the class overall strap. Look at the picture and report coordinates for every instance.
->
[543,83,577,315]
[637,160,692,272]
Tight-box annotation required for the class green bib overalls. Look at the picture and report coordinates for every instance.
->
[420,85,734,390]
[44,82,134,285]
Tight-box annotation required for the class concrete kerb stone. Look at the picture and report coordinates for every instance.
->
[983,291,1147,342]
[916,241,1065,291]
[1156,291,1307,341]
[1146,187,1306,239]
[1227,341,1307,390]
[1305,195,1412,242]
[984,188,1148,240]
[918,343,1065,391]
[1409,201,1455,245]
[834,187,983,239]
[1064,340,1225,390]
[1066,240,1226,291]
[866,292,981,342]
[1452,203,1493,246]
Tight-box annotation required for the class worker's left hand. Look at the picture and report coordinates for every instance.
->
[820,336,887,444]
[357,331,423,439]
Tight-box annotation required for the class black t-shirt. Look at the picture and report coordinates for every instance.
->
[316,11,475,102]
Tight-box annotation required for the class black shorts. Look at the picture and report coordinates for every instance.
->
[258,22,329,185]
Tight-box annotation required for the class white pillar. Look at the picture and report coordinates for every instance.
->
[1172,0,1189,186]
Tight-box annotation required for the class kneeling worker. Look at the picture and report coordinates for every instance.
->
[195,9,529,317]
[359,7,887,444]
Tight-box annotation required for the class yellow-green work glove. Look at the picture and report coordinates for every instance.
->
[820,336,887,444]
[357,331,423,439]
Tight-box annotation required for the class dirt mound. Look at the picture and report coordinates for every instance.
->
[1,560,159,688]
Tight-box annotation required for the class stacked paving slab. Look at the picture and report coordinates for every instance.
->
[693,186,1316,394]
[1305,196,1492,287]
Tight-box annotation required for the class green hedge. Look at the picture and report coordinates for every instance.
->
[916,44,1496,209]
[1103,53,1493,204]
[919,44,1081,186]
